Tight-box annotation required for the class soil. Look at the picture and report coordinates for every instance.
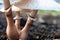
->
[0,11,60,40]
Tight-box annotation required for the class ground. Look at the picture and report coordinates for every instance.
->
[0,11,60,40]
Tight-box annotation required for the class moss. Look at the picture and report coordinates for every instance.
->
[38,10,60,15]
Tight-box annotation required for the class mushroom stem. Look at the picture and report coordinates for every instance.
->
[15,11,20,31]
[22,10,38,33]
[4,0,19,40]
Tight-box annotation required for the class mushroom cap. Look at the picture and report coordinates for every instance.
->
[12,5,21,11]
[12,0,40,10]
[0,5,20,12]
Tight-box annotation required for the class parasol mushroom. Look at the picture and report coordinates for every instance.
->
[3,0,38,40]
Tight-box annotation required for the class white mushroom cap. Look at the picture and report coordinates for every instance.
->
[12,5,21,11]
[0,5,21,12]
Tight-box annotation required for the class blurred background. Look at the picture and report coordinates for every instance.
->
[0,0,60,40]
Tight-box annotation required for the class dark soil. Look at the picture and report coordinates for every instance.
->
[0,12,60,40]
